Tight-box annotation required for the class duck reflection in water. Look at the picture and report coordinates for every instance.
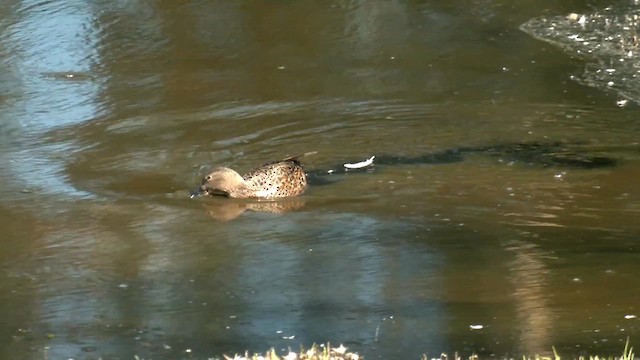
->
[201,197,306,221]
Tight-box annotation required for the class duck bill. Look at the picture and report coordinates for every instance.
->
[190,185,209,198]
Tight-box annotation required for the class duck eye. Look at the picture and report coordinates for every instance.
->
[205,175,212,181]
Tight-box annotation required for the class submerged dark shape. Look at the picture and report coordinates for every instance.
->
[458,142,618,169]
[305,141,618,185]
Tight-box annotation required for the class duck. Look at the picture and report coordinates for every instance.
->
[192,152,316,199]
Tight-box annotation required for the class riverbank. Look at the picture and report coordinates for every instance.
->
[222,339,635,360]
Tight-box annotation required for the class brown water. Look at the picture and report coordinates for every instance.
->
[1,1,640,359]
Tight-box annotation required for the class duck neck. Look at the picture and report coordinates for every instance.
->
[227,182,255,198]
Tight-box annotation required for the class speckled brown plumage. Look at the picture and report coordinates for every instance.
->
[196,153,314,199]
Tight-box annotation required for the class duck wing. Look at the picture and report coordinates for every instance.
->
[242,156,310,198]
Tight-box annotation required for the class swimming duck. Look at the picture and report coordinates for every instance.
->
[193,152,315,199]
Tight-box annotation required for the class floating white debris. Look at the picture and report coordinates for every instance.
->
[470,324,484,330]
[625,314,637,319]
[617,99,628,107]
[566,13,580,21]
[344,156,375,169]
[578,15,587,25]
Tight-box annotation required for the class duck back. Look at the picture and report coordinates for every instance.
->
[242,158,307,198]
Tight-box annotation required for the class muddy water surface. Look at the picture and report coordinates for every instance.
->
[1,1,639,359]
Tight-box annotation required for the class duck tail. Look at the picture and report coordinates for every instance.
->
[282,151,317,162]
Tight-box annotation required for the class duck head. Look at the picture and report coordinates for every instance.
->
[191,167,251,198]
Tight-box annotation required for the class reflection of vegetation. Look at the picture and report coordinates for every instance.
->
[524,10,640,57]
[521,5,640,102]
